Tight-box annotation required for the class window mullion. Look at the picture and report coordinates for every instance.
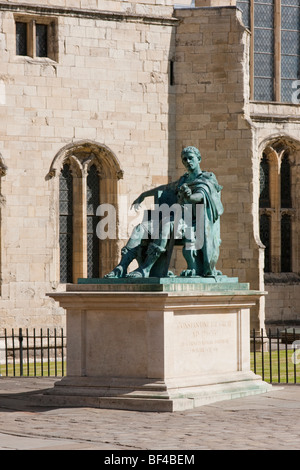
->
[27,20,36,58]
[82,175,88,279]
[72,174,87,282]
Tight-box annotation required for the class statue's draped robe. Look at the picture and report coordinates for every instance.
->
[165,171,224,276]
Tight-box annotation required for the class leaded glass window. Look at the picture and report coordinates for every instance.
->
[260,214,271,272]
[281,154,292,208]
[260,154,271,207]
[259,143,294,275]
[16,22,27,56]
[36,24,48,57]
[281,214,292,271]
[59,164,73,283]
[281,0,300,102]
[237,0,251,28]
[253,0,275,101]
[249,0,300,102]
[87,165,100,278]
[14,17,57,61]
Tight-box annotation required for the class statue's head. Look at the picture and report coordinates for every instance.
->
[181,146,201,162]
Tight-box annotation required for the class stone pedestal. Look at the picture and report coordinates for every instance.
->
[46,277,271,412]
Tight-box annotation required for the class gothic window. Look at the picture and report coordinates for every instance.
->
[59,164,73,283]
[49,141,123,283]
[87,165,100,279]
[237,0,300,102]
[259,144,294,274]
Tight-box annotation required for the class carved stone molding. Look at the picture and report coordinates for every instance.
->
[47,140,124,181]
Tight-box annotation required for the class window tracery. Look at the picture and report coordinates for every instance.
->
[48,141,123,283]
[259,140,294,273]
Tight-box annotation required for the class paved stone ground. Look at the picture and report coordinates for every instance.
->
[0,377,299,451]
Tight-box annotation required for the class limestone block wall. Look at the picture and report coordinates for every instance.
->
[0,1,177,329]
[174,6,264,330]
[263,280,300,330]
[2,0,294,332]
[0,0,177,16]
[249,101,300,328]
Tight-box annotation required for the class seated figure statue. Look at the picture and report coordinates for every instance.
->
[105,146,224,278]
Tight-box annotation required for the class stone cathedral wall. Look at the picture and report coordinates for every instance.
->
[0,0,178,329]
[0,0,299,332]
[174,6,264,330]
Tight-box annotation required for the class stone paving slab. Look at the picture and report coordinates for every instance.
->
[0,377,299,451]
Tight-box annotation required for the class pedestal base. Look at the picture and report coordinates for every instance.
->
[42,372,271,412]
[46,278,271,412]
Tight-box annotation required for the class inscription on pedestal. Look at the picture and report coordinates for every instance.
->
[173,314,237,376]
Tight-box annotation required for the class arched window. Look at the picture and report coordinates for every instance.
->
[48,141,123,283]
[59,164,73,283]
[259,142,294,274]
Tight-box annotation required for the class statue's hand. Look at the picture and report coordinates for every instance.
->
[183,187,192,200]
[131,193,145,211]
[179,183,192,199]
[179,184,193,203]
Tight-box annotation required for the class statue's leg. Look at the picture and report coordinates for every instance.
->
[126,242,166,278]
[180,241,199,277]
[104,223,148,278]
[104,246,138,278]
[126,220,171,278]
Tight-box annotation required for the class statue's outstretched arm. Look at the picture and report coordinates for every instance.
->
[131,184,168,210]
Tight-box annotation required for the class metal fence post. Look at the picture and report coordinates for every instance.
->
[0,336,5,376]
[268,328,272,383]
[19,328,23,377]
[261,328,264,381]
[252,328,256,373]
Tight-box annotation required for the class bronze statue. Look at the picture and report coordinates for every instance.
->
[105,146,223,278]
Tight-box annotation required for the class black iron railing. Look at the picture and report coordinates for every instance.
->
[0,328,66,377]
[1,327,299,383]
[251,328,300,384]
